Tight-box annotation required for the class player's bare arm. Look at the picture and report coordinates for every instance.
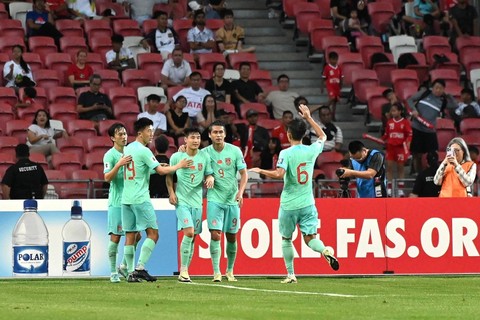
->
[166,174,177,205]
[236,168,248,207]
[249,167,285,180]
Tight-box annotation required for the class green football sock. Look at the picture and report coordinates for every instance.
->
[180,235,193,269]
[282,240,295,276]
[137,238,156,269]
[188,240,195,267]
[226,241,237,273]
[124,245,135,273]
[210,239,221,274]
[108,241,119,273]
[307,238,326,254]
[121,239,139,267]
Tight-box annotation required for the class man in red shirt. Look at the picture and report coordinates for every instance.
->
[271,110,293,149]
[322,51,343,121]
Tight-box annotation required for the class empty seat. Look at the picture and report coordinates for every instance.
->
[312,0,333,19]
[0,87,18,107]
[321,36,350,62]
[429,69,459,88]
[113,19,141,37]
[16,103,43,123]
[367,2,395,34]
[0,136,19,157]
[436,118,456,150]
[308,19,336,55]
[228,52,258,70]
[0,36,26,53]
[457,36,480,70]
[49,103,78,123]
[96,69,122,89]
[86,136,114,153]
[85,52,105,70]
[22,52,44,72]
[366,86,390,122]
[356,36,384,68]
[51,152,82,171]
[351,69,379,104]
[6,119,31,143]
[0,102,15,133]
[460,118,480,136]
[0,19,25,38]
[316,151,344,179]
[137,52,164,71]
[47,87,76,105]
[60,36,87,55]
[84,151,105,178]
[35,69,62,89]
[198,53,227,72]
[337,53,364,87]
[142,19,157,35]
[97,119,126,137]
[28,37,57,60]
[66,120,97,139]
[389,35,417,63]
[423,36,452,65]
[56,137,86,162]
[108,86,138,106]
[283,0,308,19]
[29,152,48,171]
[249,69,273,90]
[84,19,112,40]
[44,53,73,85]
[121,69,152,90]
[70,169,101,181]
[205,19,224,33]
[293,2,321,40]
[55,19,84,38]
[402,52,429,84]
[113,103,139,133]
[391,69,419,94]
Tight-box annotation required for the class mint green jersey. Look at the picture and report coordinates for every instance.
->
[277,138,325,210]
[203,143,246,205]
[103,147,124,207]
[170,151,213,208]
[122,141,160,205]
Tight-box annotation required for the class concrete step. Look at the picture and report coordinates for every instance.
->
[259,61,312,70]
[270,70,322,79]
[248,36,290,45]
[228,0,267,10]
[254,44,299,53]
[236,18,280,28]
[256,51,309,61]
[245,27,286,36]
[289,78,320,87]
[234,9,270,19]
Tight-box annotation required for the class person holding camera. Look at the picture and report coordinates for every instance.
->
[434,137,476,197]
[338,140,387,198]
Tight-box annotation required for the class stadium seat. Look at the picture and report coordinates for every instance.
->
[228,53,258,70]
[312,0,332,19]
[173,19,194,52]
[0,103,15,134]
[367,2,395,34]
[461,134,480,149]
[463,55,480,82]
[29,152,48,171]
[166,86,184,99]
[470,69,480,94]
[16,103,43,123]
[398,86,419,111]
[70,169,101,181]
[56,137,86,163]
[321,36,350,63]
[283,0,307,20]
[96,69,122,89]
[223,69,240,81]
[292,2,321,40]
[402,52,429,84]
[47,87,76,105]
[249,69,273,90]
[198,53,226,72]
[388,35,417,63]
[22,52,44,72]
[377,0,403,14]
[28,37,57,60]
[86,136,114,153]
[66,120,97,139]
[0,3,7,20]
[429,69,459,88]
[205,19,223,33]
[137,87,167,111]
[372,54,397,87]
[113,103,139,134]
[436,118,456,150]
[391,69,419,95]
[0,19,25,38]
[60,36,88,55]
[257,118,282,132]
[337,52,364,87]
[0,136,19,157]
[44,169,67,181]
[6,119,31,143]
[84,151,105,178]
[316,151,344,179]
[137,53,164,71]
[113,19,142,37]
[35,69,62,89]
[84,52,105,70]
[0,36,26,53]
[422,36,452,65]
[97,119,125,137]
[0,87,18,107]
[250,182,283,198]
[366,86,390,122]
[8,2,32,29]
[107,86,138,106]
[356,36,384,68]
[19,87,48,108]
[142,19,157,35]
[49,103,78,123]
[217,102,238,119]
[460,118,480,136]
[308,19,336,55]
[51,152,82,173]
[240,103,270,120]
[55,19,84,38]
[351,69,379,104]
[44,53,73,85]
[121,69,153,91]
[84,19,113,40]
[0,153,16,176]
[88,36,113,58]
[456,36,480,70]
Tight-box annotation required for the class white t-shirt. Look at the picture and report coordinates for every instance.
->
[105,48,134,65]
[187,26,214,54]
[154,28,177,53]
[27,124,55,146]
[161,58,192,85]
[173,87,211,117]
[3,60,34,88]
[68,0,97,18]
[137,111,167,132]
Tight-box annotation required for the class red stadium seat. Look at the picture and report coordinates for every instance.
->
[0,36,26,53]
[84,19,113,40]
[86,136,114,153]
[250,182,283,198]
[137,53,164,71]
[205,19,223,33]
[249,69,272,90]
[0,153,16,176]
[113,103,138,134]
[436,118,456,150]
[56,137,86,163]
[96,69,122,89]
[456,36,480,71]
[167,86,184,99]
[113,19,142,37]
[51,152,82,171]
[107,87,138,106]
[367,2,395,34]
[97,2,127,19]
[173,19,193,52]
[28,37,57,61]
[60,36,87,55]
[316,151,344,179]
[84,151,105,178]
[142,19,157,35]
[29,152,48,171]
[293,2,321,39]
[19,87,48,108]
[372,54,397,86]
[356,36,384,68]
[308,19,336,55]
[0,136,19,157]
[55,19,84,38]
[423,36,451,65]
[16,103,43,123]
[22,52,44,72]
[49,103,78,123]
[0,103,15,134]
[121,69,152,91]
[391,69,419,95]
[0,87,18,107]
[228,53,258,70]
[44,53,73,85]
[366,86,390,122]
[257,118,282,132]
[0,19,25,38]
[377,0,403,14]
[240,103,270,120]
[352,69,379,104]
[0,3,7,19]
[402,52,429,84]
[429,68,459,88]
[217,102,238,119]
[337,52,364,87]
[66,120,97,139]
[460,118,480,136]
[6,119,31,143]
[85,52,105,70]
[44,169,67,181]
[312,0,332,19]
[321,36,350,63]
[35,69,62,89]
[70,169,101,181]
[283,0,307,19]
[461,134,480,149]
[97,119,125,137]
[198,53,227,72]
[47,87,76,105]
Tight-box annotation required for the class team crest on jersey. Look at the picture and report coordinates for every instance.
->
[198,163,203,171]
[330,70,334,76]
[226,158,231,166]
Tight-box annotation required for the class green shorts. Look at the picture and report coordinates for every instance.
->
[279,204,318,238]
[122,201,158,232]
[176,205,203,234]
[207,201,240,234]
[108,206,124,236]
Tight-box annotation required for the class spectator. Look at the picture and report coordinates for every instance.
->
[187,10,216,62]
[1,143,48,199]
[26,0,63,46]
[469,145,479,165]
[260,137,282,171]
[330,0,352,28]
[265,74,299,120]
[67,49,93,89]
[403,0,440,37]
[123,0,168,26]
[410,151,441,197]
[77,74,113,123]
[272,110,293,149]
[453,88,480,128]
[106,34,136,74]
[231,62,265,116]
[149,135,172,198]
[321,51,343,121]
[166,95,191,143]
[309,105,343,152]
[15,87,37,110]
[188,0,227,19]
[3,45,35,89]
[434,137,476,197]
[27,109,67,158]
[172,71,211,122]
[381,88,405,136]
[141,10,179,60]
[205,62,232,103]
[137,94,167,137]
[238,109,270,167]
[197,94,217,130]
[46,0,75,19]
[215,9,256,56]
[160,48,192,90]
[68,0,103,20]
[407,79,457,172]
[343,9,367,48]
[448,0,478,45]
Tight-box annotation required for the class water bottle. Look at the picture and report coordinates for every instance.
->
[62,200,91,276]
[12,199,49,276]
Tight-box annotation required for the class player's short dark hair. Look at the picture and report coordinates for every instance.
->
[184,127,202,137]
[15,143,30,158]
[239,62,251,70]
[208,120,226,133]
[287,119,307,141]
[155,135,169,153]
[328,51,339,60]
[134,117,154,134]
[146,94,161,102]
[348,140,365,154]
[111,34,124,44]
[107,122,126,138]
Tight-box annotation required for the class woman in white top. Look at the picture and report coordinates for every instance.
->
[3,45,35,89]
[27,109,68,157]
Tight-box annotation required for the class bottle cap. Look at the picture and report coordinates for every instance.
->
[71,200,82,216]
[24,199,37,210]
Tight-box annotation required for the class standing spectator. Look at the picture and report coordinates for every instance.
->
[172,71,211,122]
[67,49,93,89]
[149,135,172,198]
[27,109,68,157]
[187,10,216,62]
[238,109,270,167]
[434,137,476,197]
[322,51,343,121]
[141,10,179,60]
[410,151,441,197]
[231,62,265,116]
[407,79,457,172]
[77,74,113,123]
[160,48,192,90]
[137,94,167,137]
[26,0,63,47]
[197,94,217,130]
[380,88,405,136]
[309,105,343,152]
[166,95,191,143]
[215,9,256,56]
[260,137,282,171]
[205,62,232,103]
[3,45,35,89]
[106,34,136,74]
[448,0,478,46]
[265,74,299,120]
[272,110,293,149]
[1,144,48,199]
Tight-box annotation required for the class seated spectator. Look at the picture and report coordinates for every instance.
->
[3,45,35,90]
[265,74,299,120]
[271,110,293,149]
[68,0,103,20]
[260,137,281,171]
[448,0,479,46]
[106,34,136,74]
[27,109,67,157]
[15,87,37,110]
[343,9,367,49]
[77,74,113,123]
[1,143,49,200]
[166,95,191,143]
[123,0,167,26]
[215,9,255,56]
[330,0,353,28]
[237,109,270,167]
[171,71,211,122]
[137,94,167,137]
[46,0,75,19]
[188,0,226,19]
[205,62,232,103]
[231,62,265,116]
[149,134,172,198]
[160,48,192,90]
[454,88,480,126]
[27,0,63,46]
[403,0,440,37]
[187,10,216,62]
[67,49,93,89]
[309,105,343,152]
[197,94,217,130]
[141,10,179,60]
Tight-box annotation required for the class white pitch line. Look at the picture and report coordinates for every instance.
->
[189,282,367,298]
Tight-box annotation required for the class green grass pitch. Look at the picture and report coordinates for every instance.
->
[1,276,479,319]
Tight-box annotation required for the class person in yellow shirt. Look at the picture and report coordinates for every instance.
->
[215,9,255,56]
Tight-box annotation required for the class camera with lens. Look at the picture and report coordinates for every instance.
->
[335,168,350,190]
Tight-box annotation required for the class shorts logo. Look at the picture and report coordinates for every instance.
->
[117,225,122,232]
[198,163,203,171]
[226,158,231,166]
[212,219,217,226]
[183,218,189,224]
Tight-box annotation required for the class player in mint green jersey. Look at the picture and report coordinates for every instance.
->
[204,120,248,282]
[122,117,192,283]
[250,104,339,283]
[166,128,214,283]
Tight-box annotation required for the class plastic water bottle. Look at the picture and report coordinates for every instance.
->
[62,200,91,276]
[12,199,49,276]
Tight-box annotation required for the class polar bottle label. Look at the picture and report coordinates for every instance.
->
[63,241,91,273]
[13,245,48,275]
